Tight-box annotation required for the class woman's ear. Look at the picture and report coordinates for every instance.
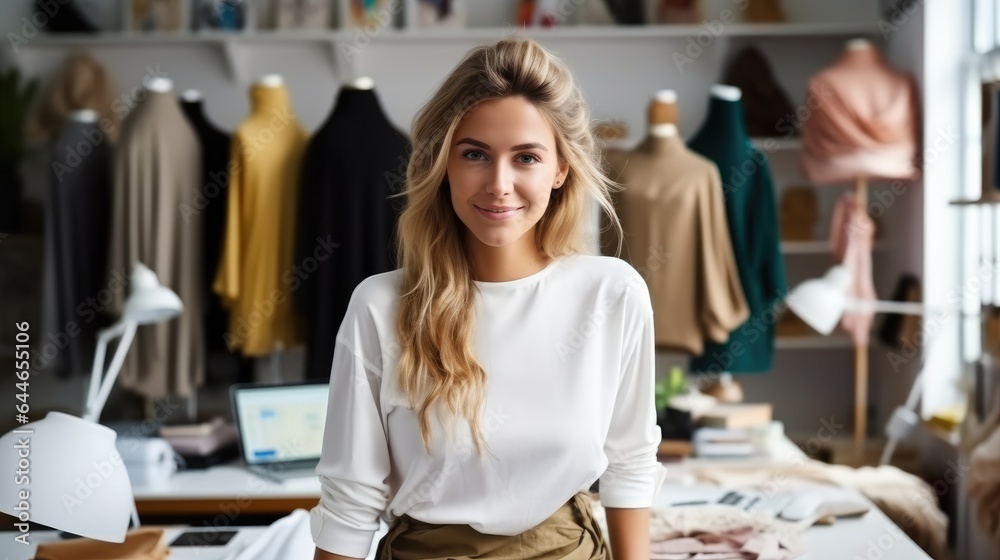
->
[554,162,569,189]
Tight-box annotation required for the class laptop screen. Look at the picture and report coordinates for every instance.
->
[232,383,329,465]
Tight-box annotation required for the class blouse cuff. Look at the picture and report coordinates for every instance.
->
[599,461,669,508]
[309,504,378,558]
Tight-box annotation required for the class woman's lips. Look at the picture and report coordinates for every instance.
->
[475,205,522,220]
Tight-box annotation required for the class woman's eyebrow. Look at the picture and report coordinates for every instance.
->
[454,137,549,152]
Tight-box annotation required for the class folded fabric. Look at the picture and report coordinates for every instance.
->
[691,460,949,560]
[33,528,167,560]
[591,501,804,560]
[226,508,315,560]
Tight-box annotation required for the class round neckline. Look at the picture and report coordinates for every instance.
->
[472,255,567,290]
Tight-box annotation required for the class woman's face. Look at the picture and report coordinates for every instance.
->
[447,96,568,251]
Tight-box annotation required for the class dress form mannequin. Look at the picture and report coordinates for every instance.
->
[648,89,678,138]
[296,79,410,380]
[347,76,375,90]
[799,35,916,463]
[145,76,173,92]
[710,83,741,102]
[800,39,919,183]
[600,89,748,354]
[687,84,786,375]
[257,73,284,88]
[215,72,307,370]
[69,109,98,123]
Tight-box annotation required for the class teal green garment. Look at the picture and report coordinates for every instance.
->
[688,96,786,374]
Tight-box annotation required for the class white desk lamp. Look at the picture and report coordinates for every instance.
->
[785,266,925,334]
[786,265,933,466]
[0,413,136,542]
[0,263,182,542]
[84,262,183,422]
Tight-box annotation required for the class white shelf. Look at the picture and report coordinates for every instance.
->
[751,137,803,151]
[775,336,856,349]
[15,23,879,46]
[780,240,888,254]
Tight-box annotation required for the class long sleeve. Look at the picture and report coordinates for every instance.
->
[699,167,749,343]
[294,138,319,315]
[310,337,391,557]
[599,280,667,508]
[213,136,243,308]
[755,163,786,307]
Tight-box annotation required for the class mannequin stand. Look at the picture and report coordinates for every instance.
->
[854,175,869,466]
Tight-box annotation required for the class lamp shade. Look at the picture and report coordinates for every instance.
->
[786,265,852,335]
[123,262,183,324]
[0,412,134,542]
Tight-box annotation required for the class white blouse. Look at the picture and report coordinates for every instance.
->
[309,253,667,558]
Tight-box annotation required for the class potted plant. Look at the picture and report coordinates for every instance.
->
[0,66,39,233]
[655,366,692,440]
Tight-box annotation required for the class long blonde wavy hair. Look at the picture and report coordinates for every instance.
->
[394,38,623,456]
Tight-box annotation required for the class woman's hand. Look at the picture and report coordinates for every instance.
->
[605,506,650,560]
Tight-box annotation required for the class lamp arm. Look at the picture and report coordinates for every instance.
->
[86,321,129,418]
[845,300,941,316]
[84,321,138,423]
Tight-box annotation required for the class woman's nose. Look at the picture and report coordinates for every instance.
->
[484,162,513,197]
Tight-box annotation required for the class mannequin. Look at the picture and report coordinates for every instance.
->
[179,87,256,385]
[69,108,98,122]
[181,89,203,102]
[257,73,284,88]
[145,76,173,92]
[687,85,786,374]
[295,81,410,380]
[800,39,920,183]
[647,89,678,138]
[107,74,204,402]
[800,38,918,462]
[41,107,112,379]
[347,75,375,90]
[601,90,748,354]
[215,77,307,362]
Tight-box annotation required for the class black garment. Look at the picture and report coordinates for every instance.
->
[180,99,230,353]
[181,98,254,384]
[296,87,409,380]
[34,0,98,32]
[41,120,111,378]
[602,0,645,23]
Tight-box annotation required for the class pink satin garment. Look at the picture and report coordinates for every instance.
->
[830,193,877,346]
[801,45,921,184]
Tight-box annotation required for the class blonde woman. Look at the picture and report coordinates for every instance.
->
[311,38,665,560]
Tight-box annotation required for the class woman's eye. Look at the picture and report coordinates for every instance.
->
[517,154,540,165]
[463,150,487,161]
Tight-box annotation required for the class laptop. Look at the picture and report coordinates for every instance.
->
[230,381,330,483]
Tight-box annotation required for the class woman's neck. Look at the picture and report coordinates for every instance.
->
[466,230,551,283]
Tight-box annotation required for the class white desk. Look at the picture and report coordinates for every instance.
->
[131,463,320,516]
[131,434,811,516]
[78,438,929,558]
[0,503,931,560]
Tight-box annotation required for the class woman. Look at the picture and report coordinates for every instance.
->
[311,38,665,560]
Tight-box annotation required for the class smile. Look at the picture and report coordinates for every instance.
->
[475,205,522,220]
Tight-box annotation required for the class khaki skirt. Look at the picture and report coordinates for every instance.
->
[375,492,609,560]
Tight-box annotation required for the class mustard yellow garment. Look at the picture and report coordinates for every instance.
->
[214,84,307,356]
